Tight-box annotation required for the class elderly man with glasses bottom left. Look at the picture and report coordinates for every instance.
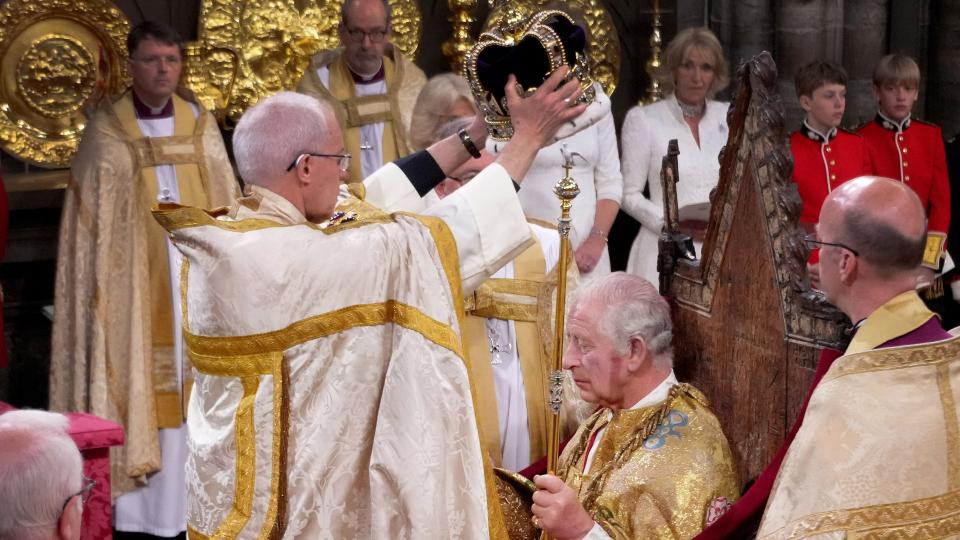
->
[0,410,92,540]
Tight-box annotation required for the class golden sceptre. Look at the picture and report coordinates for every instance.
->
[543,145,580,540]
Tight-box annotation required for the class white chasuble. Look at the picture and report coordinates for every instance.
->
[156,161,532,539]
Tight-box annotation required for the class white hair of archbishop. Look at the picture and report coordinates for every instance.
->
[232,91,337,186]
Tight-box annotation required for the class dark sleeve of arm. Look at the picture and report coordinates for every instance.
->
[394,151,446,197]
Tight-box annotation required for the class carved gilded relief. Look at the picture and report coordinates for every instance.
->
[187,0,422,125]
[484,0,620,96]
[0,0,130,168]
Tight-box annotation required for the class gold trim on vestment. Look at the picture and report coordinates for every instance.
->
[772,490,960,539]
[400,212,510,540]
[214,374,260,538]
[825,336,960,383]
[470,302,539,323]
[848,507,960,539]
[938,362,960,492]
[154,198,394,235]
[185,301,461,359]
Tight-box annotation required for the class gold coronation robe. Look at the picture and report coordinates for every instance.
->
[156,162,534,539]
[558,383,739,540]
[296,45,426,183]
[49,89,238,495]
[758,291,960,539]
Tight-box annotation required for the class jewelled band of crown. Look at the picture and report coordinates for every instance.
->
[464,9,596,140]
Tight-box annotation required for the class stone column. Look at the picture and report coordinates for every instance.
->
[927,0,960,138]
[707,0,773,100]
[842,0,888,127]
[774,0,844,128]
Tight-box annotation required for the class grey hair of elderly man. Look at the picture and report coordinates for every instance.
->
[575,272,674,367]
[0,410,84,540]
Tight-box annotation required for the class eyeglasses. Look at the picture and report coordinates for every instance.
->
[804,235,859,257]
[61,476,96,513]
[343,26,388,43]
[286,152,351,173]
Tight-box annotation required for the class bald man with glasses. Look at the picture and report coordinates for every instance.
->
[296,0,426,183]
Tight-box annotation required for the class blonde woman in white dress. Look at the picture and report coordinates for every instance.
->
[621,27,731,283]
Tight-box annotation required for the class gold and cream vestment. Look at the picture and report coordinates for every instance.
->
[49,89,239,497]
[558,379,739,540]
[158,162,533,538]
[296,46,426,183]
[758,292,960,539]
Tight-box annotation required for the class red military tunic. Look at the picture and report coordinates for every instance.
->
[790,122,873,224]
[859,114,950,268]
[790,122,872,263]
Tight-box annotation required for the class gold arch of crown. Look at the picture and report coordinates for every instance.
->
[483,0,620,97]
[465,9,597,140]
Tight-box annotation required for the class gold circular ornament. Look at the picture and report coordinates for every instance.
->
[485,0,620,96]
[0,0,130,168]
[17,35,97,119]
[187,0,422,125]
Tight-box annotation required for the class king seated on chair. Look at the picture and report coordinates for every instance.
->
[530,272,739,540]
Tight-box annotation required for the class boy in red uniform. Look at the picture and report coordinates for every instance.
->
[858,54,950,278]
[789,61,872,265]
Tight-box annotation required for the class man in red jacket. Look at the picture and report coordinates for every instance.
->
[858,54,950,282]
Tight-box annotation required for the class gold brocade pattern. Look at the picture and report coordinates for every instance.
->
[758,313,960,539]
[828,333,960,382]
[557,384,740,539]
[773,490,960,539]
[938,363,960,491]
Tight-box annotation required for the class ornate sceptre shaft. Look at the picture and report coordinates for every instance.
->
[544,146,581,540]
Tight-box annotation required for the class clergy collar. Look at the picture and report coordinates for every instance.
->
[844,290,935,355]
[132,91,173,119]
[875,111,911,132]
[350,63,385,85]
[801,120,837,143]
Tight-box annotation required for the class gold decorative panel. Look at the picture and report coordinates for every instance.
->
[485,0,620,96]
[0,0,130,168]
[187,0,422,125]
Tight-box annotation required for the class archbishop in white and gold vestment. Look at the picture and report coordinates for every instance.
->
[49,88,239,500]
[155,162,533,538]
[758,291,960,539]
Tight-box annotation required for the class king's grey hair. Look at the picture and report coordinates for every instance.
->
[574,272,674,369]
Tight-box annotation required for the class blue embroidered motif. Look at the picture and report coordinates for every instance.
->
[642,410,688,450]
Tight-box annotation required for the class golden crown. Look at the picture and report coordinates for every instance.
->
[464,9,596,140]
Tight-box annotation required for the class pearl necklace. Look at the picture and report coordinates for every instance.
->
[677,97,706,119]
